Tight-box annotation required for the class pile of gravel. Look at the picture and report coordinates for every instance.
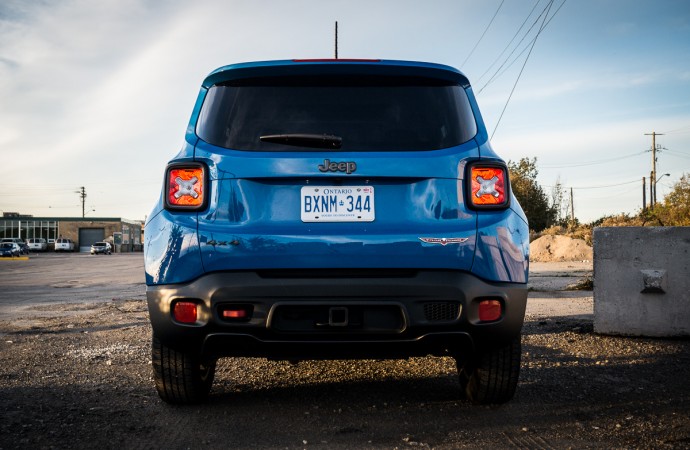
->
[530,234,593,262]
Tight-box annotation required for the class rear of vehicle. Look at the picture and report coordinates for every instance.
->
[54,239,74,252]
[28,238,47,252]
[145,60,529,405]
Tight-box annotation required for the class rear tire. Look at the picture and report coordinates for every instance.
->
[457,336,521,404]
[152,335,216,404]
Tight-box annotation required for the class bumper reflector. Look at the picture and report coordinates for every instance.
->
[478,300,502,322]
[220,305,253,321]
[173,301,198,324]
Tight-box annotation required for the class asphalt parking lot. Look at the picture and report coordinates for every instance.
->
[1,253,689,449]
[0,254,590,321]
[0,252,144,322]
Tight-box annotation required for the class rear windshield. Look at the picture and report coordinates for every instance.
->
[196,76,477,151]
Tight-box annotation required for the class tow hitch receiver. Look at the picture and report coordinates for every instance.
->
[328,307,348,327]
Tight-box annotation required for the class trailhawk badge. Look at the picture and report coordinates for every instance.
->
[419,237,469,246]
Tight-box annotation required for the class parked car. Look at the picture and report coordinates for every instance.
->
[27,238,48,252]
[90,242,112,255]
[54,238,75,252]
[0,238,29,255]
[0,242,21,257]
[145,59,529,405]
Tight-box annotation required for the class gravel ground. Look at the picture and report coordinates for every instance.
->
[1,256,689,449]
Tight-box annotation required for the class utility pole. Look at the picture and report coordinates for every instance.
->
[642,176,646,211]
[645,131,664,206]
[334,21,338,59]
[569,187,574,222]
[77,186,86,218]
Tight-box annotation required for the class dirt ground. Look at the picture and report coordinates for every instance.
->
[1,254,689,449]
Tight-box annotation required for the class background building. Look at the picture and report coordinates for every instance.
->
[0,213,143,252]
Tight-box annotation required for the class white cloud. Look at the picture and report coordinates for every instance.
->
[1,0,689,222]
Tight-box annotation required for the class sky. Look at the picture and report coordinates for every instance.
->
[1,0,689,224]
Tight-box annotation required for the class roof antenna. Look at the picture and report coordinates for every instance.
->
[335,21,338,59]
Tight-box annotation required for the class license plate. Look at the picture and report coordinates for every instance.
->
[301,186,375,222]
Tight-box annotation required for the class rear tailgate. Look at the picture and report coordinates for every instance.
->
[195,140,479,273]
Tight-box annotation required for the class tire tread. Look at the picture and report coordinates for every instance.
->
[458,336,521,404]
[152,336,215,404]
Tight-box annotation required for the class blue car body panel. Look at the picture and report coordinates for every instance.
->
[145,59,528,287]
[201,59,471,89]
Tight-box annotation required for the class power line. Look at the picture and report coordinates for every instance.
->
[462,0,505,67]
[9,179,159,191]
[491,0,568,86]
[662,124,690,134]
[541,179,639,190]
[475,0,542,85]
[540,151,646,169]
[571,179,639,190]
[575,184,641,201]
[664,149,690,159]
[478,2,551,94]
[491,0,554,140]
[479,0,567,94]
[0,202,79,208]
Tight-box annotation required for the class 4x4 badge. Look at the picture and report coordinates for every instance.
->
[419,237,469,246]
[318,159,357,174]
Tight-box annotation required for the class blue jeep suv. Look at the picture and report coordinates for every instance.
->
[145,59,529,405]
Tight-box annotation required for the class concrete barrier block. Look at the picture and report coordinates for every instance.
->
[593,227,690,337]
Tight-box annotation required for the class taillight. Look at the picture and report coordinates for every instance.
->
[173,301,198,324]
[164,163,207,211]
[468,164,509,209]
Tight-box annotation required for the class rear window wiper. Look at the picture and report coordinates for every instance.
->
[259,133,342,149]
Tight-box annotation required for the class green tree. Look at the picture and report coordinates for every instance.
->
[651,173,690,226]
[508,157,557,231]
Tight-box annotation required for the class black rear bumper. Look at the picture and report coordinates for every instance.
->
[202,331,475,360]
[146,270,527,360]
